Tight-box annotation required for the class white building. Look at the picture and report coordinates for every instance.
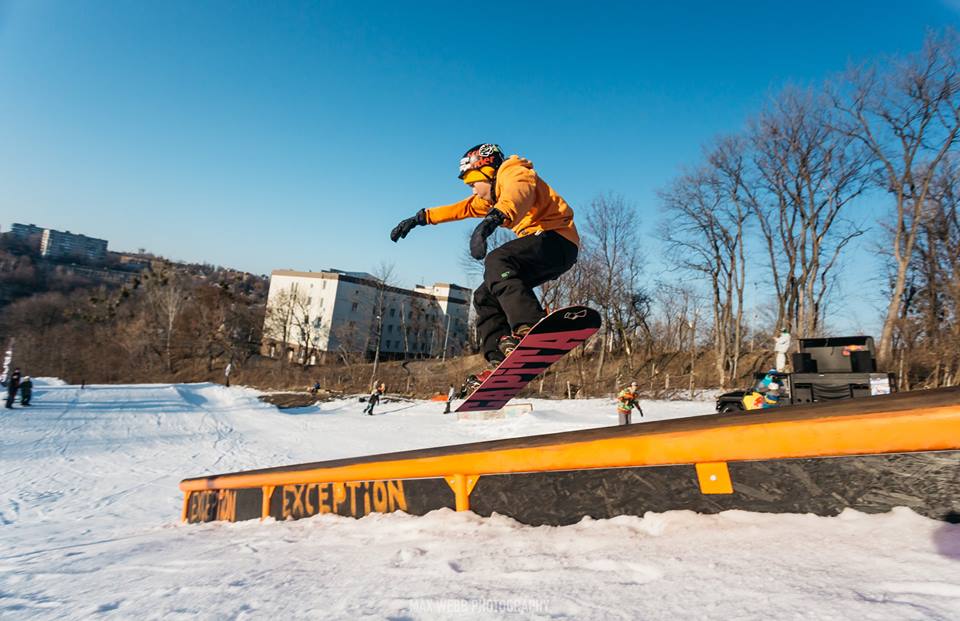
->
[262,268,471,364]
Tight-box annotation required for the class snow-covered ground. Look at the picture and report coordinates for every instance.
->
[1,380,958,620]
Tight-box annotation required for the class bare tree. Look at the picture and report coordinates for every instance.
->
[262,283,309,364]
[368,262,397,387]
[291,300,321,365]
[897,155,960,386]
[577,194,645,380]
[142,267,191,373]
[639,283,701,391]
[749,86,868,337]
[660,137,751,387]
[830,29,960,364]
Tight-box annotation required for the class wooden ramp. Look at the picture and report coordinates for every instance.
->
[179,386,960,525]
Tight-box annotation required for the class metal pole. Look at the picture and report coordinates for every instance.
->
[370,314,382,388]
[689,311,697,400]
[441,314,451,362]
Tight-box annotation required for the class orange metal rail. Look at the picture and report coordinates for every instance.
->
[181,402,960,495]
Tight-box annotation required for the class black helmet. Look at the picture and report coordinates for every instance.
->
[458,143,505,183]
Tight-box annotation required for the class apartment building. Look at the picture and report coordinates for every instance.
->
[9,223,108,262]
[10,223,45,241]
[41,229,108,261]
[262,268,471,364]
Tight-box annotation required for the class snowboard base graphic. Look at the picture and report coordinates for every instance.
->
[456,306,601,413]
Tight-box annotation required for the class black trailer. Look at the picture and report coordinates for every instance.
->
[715,335,896,413]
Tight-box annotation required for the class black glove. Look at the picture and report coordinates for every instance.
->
[390,209,427,242]
[469,209,505,260]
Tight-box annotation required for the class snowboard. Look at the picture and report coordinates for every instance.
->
[456,306,601,413]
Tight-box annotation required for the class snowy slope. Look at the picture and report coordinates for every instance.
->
[1,381,958,620]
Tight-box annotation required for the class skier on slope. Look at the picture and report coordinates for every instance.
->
[19,376,32,406]
[363,382,385,416]
[5,367,21,409]
[390,144,580,390]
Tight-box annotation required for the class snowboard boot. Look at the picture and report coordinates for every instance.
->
[463,356,503,394]
[498,325,533,359]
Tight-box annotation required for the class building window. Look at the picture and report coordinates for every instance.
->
[389,308,396,317]
[351,302,358,311]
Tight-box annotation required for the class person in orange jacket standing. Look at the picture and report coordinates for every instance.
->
[391,144,579,389]
[616,381,643,425]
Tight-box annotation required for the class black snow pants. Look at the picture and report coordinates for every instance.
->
[474,230,578,363]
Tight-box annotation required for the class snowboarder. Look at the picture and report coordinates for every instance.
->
[5,367,21,409]
[616,381,643,425]
[19,376,32,406]
[363,382,385,416]
[390,144,579,391]
[443,384,456,414]
[774,329,791,372]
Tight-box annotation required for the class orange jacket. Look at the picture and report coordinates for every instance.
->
[617,387,640,414]
[423,155,580,247]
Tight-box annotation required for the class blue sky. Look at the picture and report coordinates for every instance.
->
[1,1,958,329]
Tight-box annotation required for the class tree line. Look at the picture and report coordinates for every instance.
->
[0,240,267,384]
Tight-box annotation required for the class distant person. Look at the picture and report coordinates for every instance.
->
[743,370,782,411]
[443,384,456,414]
[363,382,385,416]
[224,362,232,387]
[5,367,21,409]
[763,381,782,408]
[774,329,791,372]
[616,381,643,425]
[755,369,779,392]
[19,376,32,406]
[310,381,321,396]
